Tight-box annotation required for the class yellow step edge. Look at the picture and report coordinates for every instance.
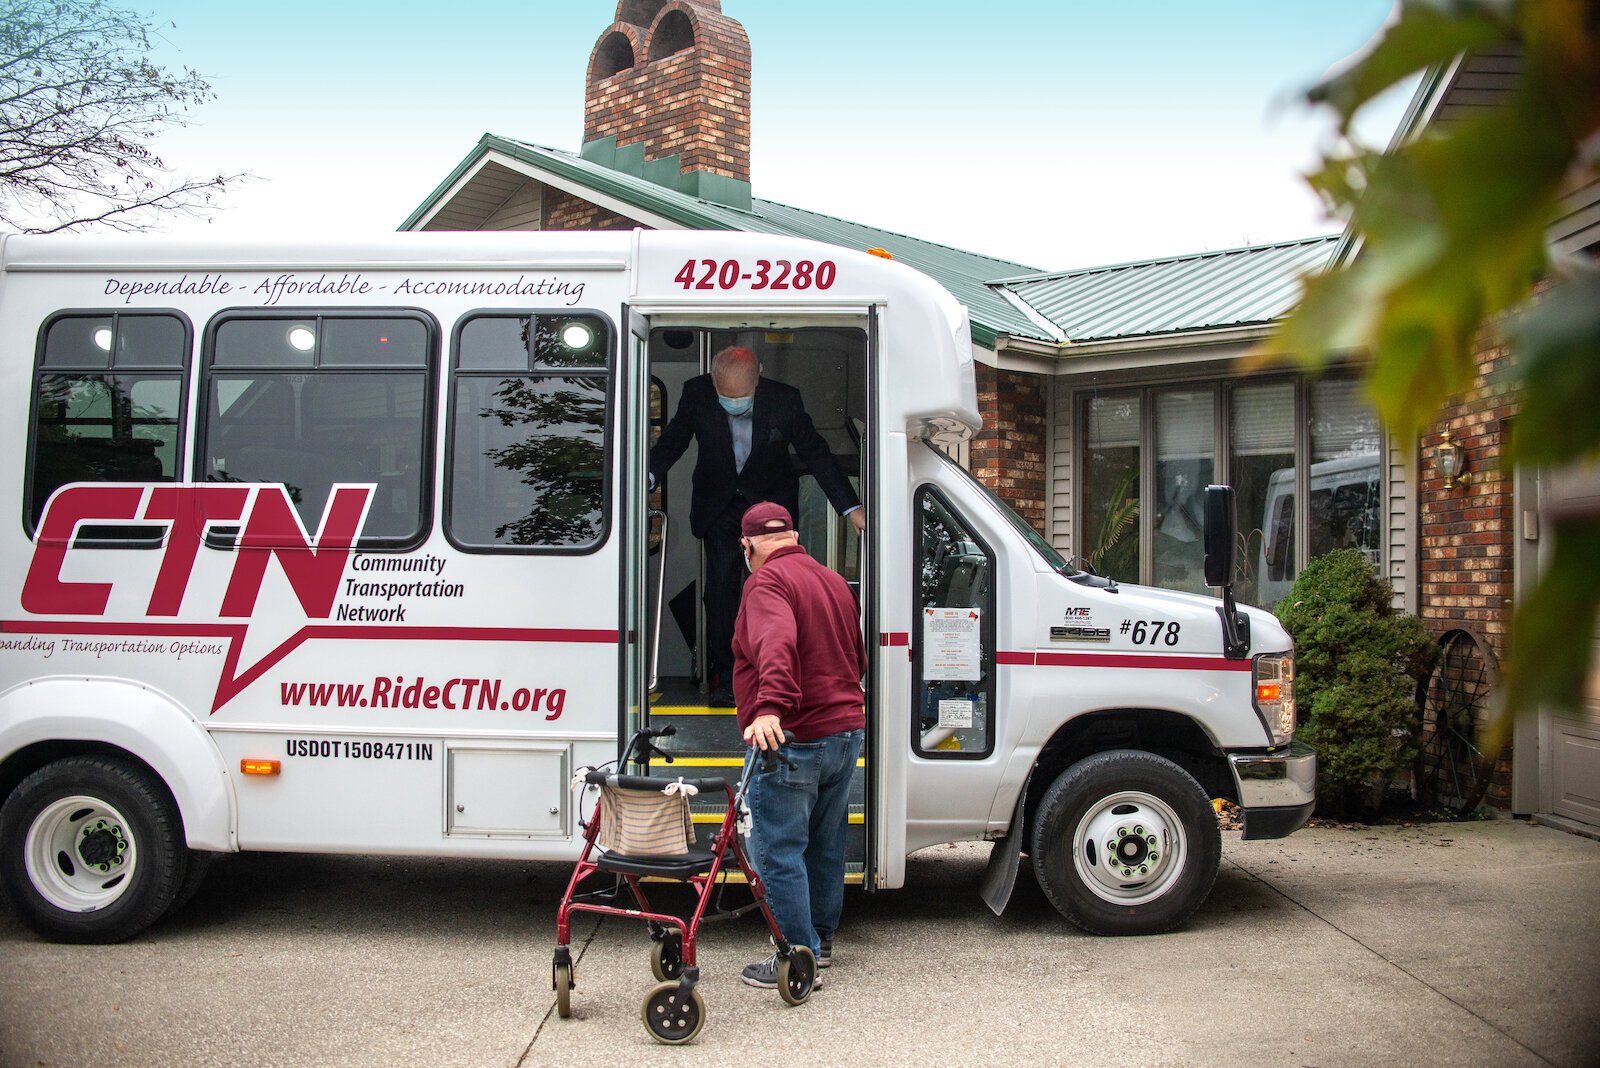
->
[691,812,864,825]
[649,706,737,716]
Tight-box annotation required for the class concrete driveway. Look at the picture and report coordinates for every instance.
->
[2,819,1596,1067]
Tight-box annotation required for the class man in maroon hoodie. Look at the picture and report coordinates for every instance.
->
[731,502,865,990]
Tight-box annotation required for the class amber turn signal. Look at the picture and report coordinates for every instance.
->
[240,759,281,776]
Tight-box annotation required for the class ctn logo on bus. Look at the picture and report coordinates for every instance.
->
[22,483,373,620]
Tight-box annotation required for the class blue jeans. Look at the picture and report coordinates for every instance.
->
[747,728,864,956]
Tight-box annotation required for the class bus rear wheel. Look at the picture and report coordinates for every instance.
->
[1029,749,1220,936]
[0,756,188,943]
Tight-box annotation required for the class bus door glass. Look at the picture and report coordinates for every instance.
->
[622,309,652,748]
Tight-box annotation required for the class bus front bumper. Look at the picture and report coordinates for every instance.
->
[1228,740,1316,841]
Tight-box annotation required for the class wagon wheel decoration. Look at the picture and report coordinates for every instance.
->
[1415,629,1500,816]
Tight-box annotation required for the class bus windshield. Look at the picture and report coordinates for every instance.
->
[926,443,1076,575]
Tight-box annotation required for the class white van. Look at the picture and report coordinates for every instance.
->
[0,230,1312,942]
[1254,453,1382,608]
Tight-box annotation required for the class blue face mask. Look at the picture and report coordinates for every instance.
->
[718,393,754,417]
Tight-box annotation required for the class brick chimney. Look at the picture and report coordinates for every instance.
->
[583,1,752,205]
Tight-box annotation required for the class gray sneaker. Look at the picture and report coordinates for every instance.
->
[741,951,823,989]
[818,937,832,968]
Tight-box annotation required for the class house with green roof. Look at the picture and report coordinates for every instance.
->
[403,0,1388,613]
[406,0,1600,829]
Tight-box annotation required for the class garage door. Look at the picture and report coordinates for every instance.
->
[1546,462,1600,828]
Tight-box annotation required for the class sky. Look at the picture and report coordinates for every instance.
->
[130,0,1409,272]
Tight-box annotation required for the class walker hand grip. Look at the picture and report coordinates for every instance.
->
[758,731,799,773]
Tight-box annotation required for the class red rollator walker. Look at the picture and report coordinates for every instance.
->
[551,725,817,1044]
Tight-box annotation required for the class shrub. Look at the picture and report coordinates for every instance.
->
[1275,549,1430,816]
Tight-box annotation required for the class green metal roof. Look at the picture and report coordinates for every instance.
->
[404,135,1046,349]
[993,236,1339,344]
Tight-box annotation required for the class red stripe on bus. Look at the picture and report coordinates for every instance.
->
[1030,651,1253,672]
[1,620,620,713]
[878,632,909,647]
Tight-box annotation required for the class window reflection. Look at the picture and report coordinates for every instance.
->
[1081,393,1141,582]
[452,376,607,547]
[1153,389,1214,594]
[448,313,612,551]
[28,313,187,531]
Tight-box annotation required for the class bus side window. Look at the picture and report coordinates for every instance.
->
[913,488,996,759]
[445,313,613,552]
[200,312,435,547]
[26,313,189,533]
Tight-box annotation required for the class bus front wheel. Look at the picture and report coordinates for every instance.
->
[0,756,188,943]
[1029,749,1220,936]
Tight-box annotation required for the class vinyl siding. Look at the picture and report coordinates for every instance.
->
[420,162,533,232]
[481,181,541,231]
[1552,176,1600,256]
[1049,375,1075,556]
[1387,430,1415,613]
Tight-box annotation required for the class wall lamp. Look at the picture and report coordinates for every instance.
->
[1437,427,1471,490]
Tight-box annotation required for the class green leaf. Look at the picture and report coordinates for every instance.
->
[1503,518,1600,716]
[1505,267,1600,466]
[1308,0,1511,133]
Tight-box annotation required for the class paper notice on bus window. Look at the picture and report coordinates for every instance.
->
[937,699,974,729]
[924,606,980,681]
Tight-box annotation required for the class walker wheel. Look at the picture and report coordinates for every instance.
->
[553,963,572,1018]
[777,945,816,1006]
[649,931,685,981]
[641,981,705,1044]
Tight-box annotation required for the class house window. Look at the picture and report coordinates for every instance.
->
[1080,392,1140,581]
[1153,388,1215,594]
[1231,380,1297,607]
[1077,370,1380,607]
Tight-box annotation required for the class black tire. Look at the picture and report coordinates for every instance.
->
[649,930,684,981]
[0,756,188,944]
[1029,749,1220,936]
[172,849,216,914]
[641,982,704,1044]
[776,945,815,1005]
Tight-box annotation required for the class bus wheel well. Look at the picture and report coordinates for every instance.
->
[0,741,176,818]
[1025,709,1236,825]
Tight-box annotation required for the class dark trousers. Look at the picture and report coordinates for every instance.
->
[702,498,748,683]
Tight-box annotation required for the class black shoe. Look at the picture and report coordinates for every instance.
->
[818,937,832,968]
[709,687,735,708]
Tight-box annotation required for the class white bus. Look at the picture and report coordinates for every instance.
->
[0,230,1312,943]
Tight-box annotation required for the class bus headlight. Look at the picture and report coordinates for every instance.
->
[1253,652,1296,746]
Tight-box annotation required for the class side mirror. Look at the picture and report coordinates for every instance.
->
[1202,485,1236,589]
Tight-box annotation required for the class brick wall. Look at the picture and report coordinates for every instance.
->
[542,188,641,231]
[1417,337,1520,806]
[585,2,751,182]
[972,364,1048,534]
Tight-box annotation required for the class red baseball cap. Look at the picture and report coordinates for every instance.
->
[740,502,795,537]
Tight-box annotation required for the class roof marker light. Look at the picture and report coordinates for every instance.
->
[866,247,893,260]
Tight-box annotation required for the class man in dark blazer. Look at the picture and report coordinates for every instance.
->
[650,346,864,704]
